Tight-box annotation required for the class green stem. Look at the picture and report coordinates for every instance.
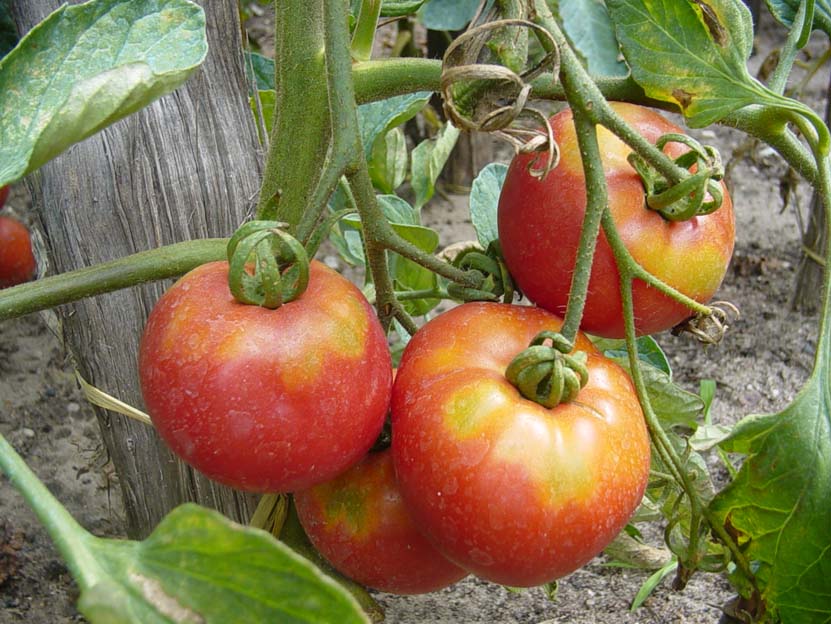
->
[0,239,227,321]
[531,2,687,185]
[353,58,442,103]
[559,104,607,344]
[601,210,711,316]
[256,0,331,228]
[0,432,104,592]
[769,0,812,95]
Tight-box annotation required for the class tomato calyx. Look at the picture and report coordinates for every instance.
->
[447,241,516,303]
[505,330,589,408]
[226,220,310,308]
[629,133,725,222]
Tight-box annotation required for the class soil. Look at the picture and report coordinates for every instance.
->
[0,9,825,624]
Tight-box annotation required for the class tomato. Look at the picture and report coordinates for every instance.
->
[391,302,650,587]
[0,185,9,208]
[498,102,735,338]
[0,214,37,289]
[138,260,393,493]
[295,447,469,594]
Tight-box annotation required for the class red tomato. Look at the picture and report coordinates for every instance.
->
[295,448,469,594]
[498,102,735,338]
[0,185,8,208]
[391,303,650,587]
[139,260,392,493]
[0,214,37,289]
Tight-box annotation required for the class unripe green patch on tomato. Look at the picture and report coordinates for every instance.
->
[295,449,468,595]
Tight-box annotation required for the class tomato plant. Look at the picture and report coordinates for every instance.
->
[138,259,393,493]
[391,302,650,587]
[295,447,469,595]
[0,213,36,289]
[3,0,831,622]
[498,102,735,338]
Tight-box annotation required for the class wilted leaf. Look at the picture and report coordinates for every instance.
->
[606,0,771,126]
[0,0,207,186]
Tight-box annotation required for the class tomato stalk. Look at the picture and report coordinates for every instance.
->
[0,239,227,321]
[319,0,480,330]
[611,223,757,589]
[255,0,330,228]
[0,432,106,594]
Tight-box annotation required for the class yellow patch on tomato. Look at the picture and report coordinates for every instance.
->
[443,381,508,438]
[492,409,599,508]
[320,293,369,358]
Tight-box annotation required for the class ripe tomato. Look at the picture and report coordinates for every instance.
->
[139,260,393,493]
[391,303,650,587]
[0,185,8,208]
[295,447,469,594]
[0,214,37,289]
[498,102,735,338]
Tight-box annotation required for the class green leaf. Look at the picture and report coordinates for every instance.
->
[411,122,460,210]
[419,0,482,30]
[596,335,672,376]
[766,0,831,36]
[244,51,276,91]
[0,0,207,187]
[709,369,831,624]
[249,89,276,142]
[630,558,678,611]
[606,0,771,127]
[553,0,628,77]
[469,162,507,248]
[359,91,431,159]
[0,0,17,60]
[368,127,408,194]
[79,504,369,624]
[381,0,427,17]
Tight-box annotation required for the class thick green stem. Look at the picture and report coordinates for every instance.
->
[559,104,607,344]
[0,239,227,321]
[353,59,442,103]
[256,1,331,228]
[0,432,103,592]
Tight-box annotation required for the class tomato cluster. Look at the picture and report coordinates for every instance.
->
[139,103,737,594]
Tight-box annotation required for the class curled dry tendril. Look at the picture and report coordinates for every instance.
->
[672,301,740,345]
[440,19,561,179]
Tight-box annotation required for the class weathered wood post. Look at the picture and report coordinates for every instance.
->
[11,0,264,537]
